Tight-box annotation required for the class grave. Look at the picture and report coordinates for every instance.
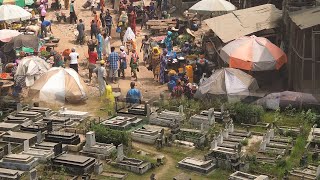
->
[112,144,152,174]
[41,116,77,128]
[0,154,38,171]
[20,123,48,133]
[101,171,128,179]
[81,131,116,158]
[200,107,225,121]
[288,165,320,180]
[52,153,96,174]
[229,171,269,180]
[3,131,37,145]
[178,157,216,174]
[28,107,56,116]
[0,167,24,180]
[189,112,215,131]
[58,108,89,119]
[22,147,54,162]
[117,103,150,116]
[131,128,160,144]
[101,116,143,130]
[174,128,206,147]
[150,108,185,127]
[14,111,43,121]
[173,173,191,180]
[0,122,20,131]
[0,142,12,159]
[4,115,32,124]
[44,131,81,145]
[259,129,292,156]
[307,127,320,152]
[32,141,67,152]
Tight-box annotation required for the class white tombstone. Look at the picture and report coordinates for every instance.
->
[269,128,275,138]
[316,165,320,178]
[200,123,204,132]
[266,130,271,143]
[17,103,22,112]
[208,108,215,126]
[23,140,29,152]
[85,131,96,147]
[116,144,124,162]
[7,143,11,154]
[211,138,218,149]
[146,104,151,121]
[222,129,229,139]
[178,105,184,115]
[220,104,225,113]
[228,123,234,133]
[36,131,42,144]
[260,140,266,151]
[44,111,49,117]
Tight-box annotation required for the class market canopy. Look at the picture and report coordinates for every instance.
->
[0,4,31,23]
[220,35,287,71]
[189,0,236,16]
[14,56,50,87]
[256,91,320,110]
[289,6,320,30]
[195,68,259,100]
[3,34,39,52]
[0,29,21,42]
[0,0,33,7]
[204,4,282,43]
[29,67,89,104]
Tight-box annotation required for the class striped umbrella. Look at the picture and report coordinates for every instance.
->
[29,67,88,104]
[220,35,287,71]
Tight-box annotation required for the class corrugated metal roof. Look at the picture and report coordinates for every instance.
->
[204,4,282,43]
[289,6,320,29]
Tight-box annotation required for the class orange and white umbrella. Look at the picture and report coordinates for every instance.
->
[220,35,287,71]
[0,29,21,42]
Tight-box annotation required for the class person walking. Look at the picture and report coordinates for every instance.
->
[130,49,139,81]
[107,47,120,83]
[129,11,137,35]
[93,10,101,28]
[96,31,103,60]
[141,10,149,30]
[69,48,79,73]
[159,49,168,84]
[100,9,106,29]
[69,0,76,24]
[76,19,85,45]
[90,20,98,39]
[40,5,46,22]
[105,11,113,36]
[88,47,98,82]
[94,60,107,96]
[102,33,111,56]
[151,47,161,81]
[126,81,141,104]
[119,46,127,79]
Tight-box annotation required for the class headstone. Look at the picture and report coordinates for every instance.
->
[220,104,224,113]
[116,144,124,162]
[30,169,37,180]
[17,103,22,112]
[23,140,29,152]
[53,142,63,156]
[44,111,49,117]
[260,140,266,151]
[211,138,217,149]
[146,104,151,120]
[266,130,271,143]
[222,129,229,139]
[178,105,184,115]
[47,121,53,132]
[269,128,275,138]
[7,142,11,154]
[94,162,103,175]
[217,134,223,145]
[200,123,204,132]
[85,131,96,147]
[228,122,234,133]
[316,165,320,178]
[36,131,42,144]
[208,108,215,125]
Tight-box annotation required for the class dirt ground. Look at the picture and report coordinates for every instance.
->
[29,0,167,113]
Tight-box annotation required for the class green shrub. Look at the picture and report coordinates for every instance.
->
[241,139,249,146]
[227,102,264,124]
[90,124,130,146]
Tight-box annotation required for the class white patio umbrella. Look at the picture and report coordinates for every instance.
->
[195,68,259,101]
[29,67,88,104]
[189,0,236,16]
[0,5,32,23]
[0,29,21,42]
[15,56,50,87]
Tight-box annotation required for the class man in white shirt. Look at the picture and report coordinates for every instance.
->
[69,47,79,73]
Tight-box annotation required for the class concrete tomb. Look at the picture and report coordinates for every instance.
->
[28,107,56,116]
[33,141,67,153]
[0,122,20,131]
[4,115,32,124]
[229,171,269,180]
[189,110,215,130]
[174,128,206,146]
[0,167,24,180]
[15,111,43,121]
[58,108,89,119]
[288,165,320,180]
[3,131,37,145]
[131,128,160,144]
[101,116,143,130]
[150,109,185,127]
[178,157,216,174]
[52,153,96,174]
[101,171,128,179]
[82,131,116,158]
[0,154,38,171]
[44,131,81,145]
[113,144,152,174]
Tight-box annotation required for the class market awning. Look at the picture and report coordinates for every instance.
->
[204,4,282,43]
[189,0,236,16]
[289,6,320,29]
[0,4,32,23]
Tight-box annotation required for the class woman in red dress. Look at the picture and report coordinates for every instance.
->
[129,11,137,35]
